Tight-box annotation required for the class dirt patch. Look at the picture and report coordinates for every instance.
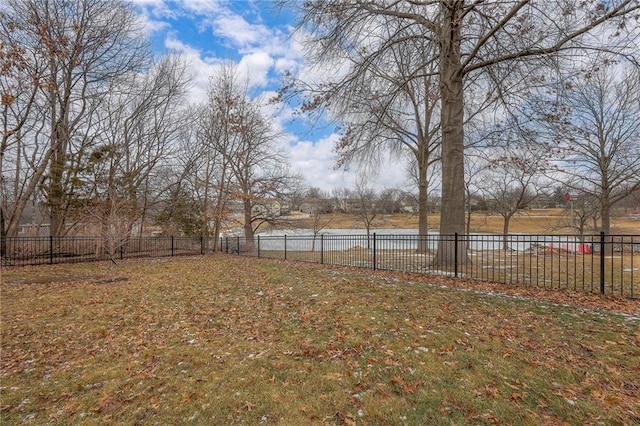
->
[93,277,129,284]
[6,275,128,286]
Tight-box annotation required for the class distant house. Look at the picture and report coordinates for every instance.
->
[252,199,290,217]
[300,198,333,214]
[400,197,418,213]
[226,199,245,214]
[18,223,51,236]
[339,198,363,214]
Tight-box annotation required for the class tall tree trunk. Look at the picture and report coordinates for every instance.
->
[600,197,613,255]
[417,154,430,253]
[100,205,111,257]
[601,206,611,234]
[434,2,468,267]
[137,175,151,239]
[1,207,6,259]
[49,126,67,239]
[366,224,371,250]
[202,177,210,240]
[465,190,472,234]
[212,217,222,251]
[243,198,255,250]
[502,215,511,251]
[212,183,228,251]
[600,183,611,235]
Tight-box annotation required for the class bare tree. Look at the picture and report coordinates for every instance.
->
[463,151,489,234]
[306,206,332,252]
[558,190,602,240]
[193,64,244,246]
[542,59,640,234]
[331,187,349,214]
[377,187,402,214]
[1,0,149,239]
[282,0,639,266]
[80,54,188,249]
[353,175,379,249]
[152,122,222,240]
[476,145,544,249]
[617,187,640,214]
[1,8,49,242]
[334,34,442,243]
[194,63,299,249]
[285,180,307,212]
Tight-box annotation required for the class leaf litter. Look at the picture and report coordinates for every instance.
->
[1,255,638,425]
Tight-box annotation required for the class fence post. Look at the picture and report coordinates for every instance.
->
[236,236,240,255]
[320,234,324,264]
[454,233,459,278]
[284,235,287,260]
[171,236,175,257]
[257,235,260,258]
[225,236,229,253]
[600,231,606,295]
[49,235,54,265]
[373,232,378,271]
[367,232,378,271]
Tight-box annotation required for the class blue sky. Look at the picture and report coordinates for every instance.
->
[130,0,409,192]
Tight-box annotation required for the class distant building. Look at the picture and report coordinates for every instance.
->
[253,199,287,216]
[339,198,364,213]
[18,223,50,236]
[399,197,418,213]
[300,198,333,214]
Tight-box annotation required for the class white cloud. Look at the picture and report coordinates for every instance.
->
[164,32,199,55]
[130,0,180,21]
[179,0,224,15]
[129,0,167,8]
[129,1,409,192]
[131,1,172,36]
[238,52,274,88]
[287,134,350,190]
[209,13,271,48]
[274,57,299,74]
[283,134,409,191]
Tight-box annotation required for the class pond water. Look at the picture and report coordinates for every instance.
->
[259,228,425,237]
[253,229,594,253]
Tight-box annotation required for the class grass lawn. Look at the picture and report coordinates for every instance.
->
[1,255,639,425]
[290,209,640,234]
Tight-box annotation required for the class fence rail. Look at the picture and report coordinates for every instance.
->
[0,235,210,267]
[221,232,638,299]
[2,233,638,298]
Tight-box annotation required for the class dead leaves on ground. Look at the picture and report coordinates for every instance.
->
[1,255,639,425]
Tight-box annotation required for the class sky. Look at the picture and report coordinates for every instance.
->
[130,0,409,193]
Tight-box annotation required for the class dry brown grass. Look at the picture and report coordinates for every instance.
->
[2,255,639,425]
[258,245,639,298]
[298,209,639,234]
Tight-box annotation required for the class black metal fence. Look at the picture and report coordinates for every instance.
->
[221,232,639,298]
[0,235,212,267]
[2,233,638,298]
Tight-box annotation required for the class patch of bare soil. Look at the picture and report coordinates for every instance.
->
[6,275,128,286]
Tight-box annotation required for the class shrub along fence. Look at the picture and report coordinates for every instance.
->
[2,233,637,298]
